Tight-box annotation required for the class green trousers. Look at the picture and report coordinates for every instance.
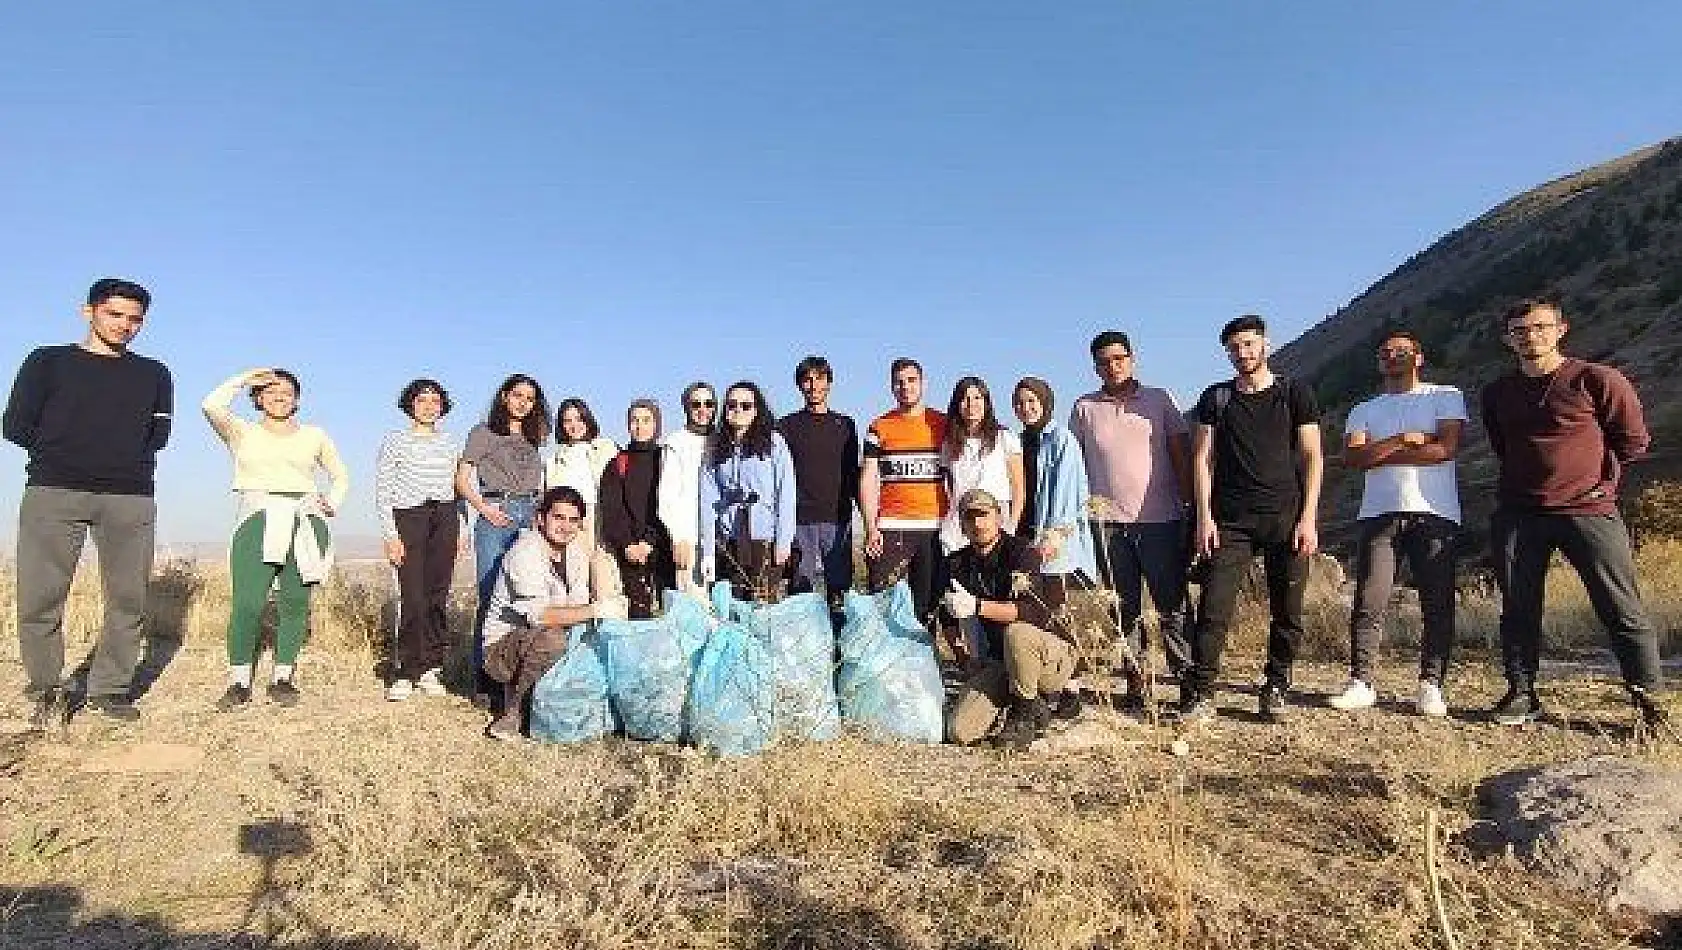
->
[227,511,330,666]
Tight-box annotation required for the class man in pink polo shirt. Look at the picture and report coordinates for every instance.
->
[1068,330,1193,711]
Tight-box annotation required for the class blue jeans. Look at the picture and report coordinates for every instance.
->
[471,495,536,678]
[1092,520,1192,677]
[790,522,854,597]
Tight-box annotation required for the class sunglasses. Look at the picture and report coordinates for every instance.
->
[960,508,994,521]
[726,400,757,411]
[689,399,716,409]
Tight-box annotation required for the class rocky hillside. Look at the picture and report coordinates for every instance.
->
[1274,137,1682,550]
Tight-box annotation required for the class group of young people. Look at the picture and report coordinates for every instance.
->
[5,279,1670,746]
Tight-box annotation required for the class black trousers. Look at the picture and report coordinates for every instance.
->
[866,528,942,628]
[1491,509,1662,690]
[1185,513,1308,698]
[1348,512,1457,684]
[393,501,459,680]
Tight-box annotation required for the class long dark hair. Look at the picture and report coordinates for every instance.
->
[942,376,1001,460]
[709,380,776,460]
[554,397,601,444]
[485,373,551,447]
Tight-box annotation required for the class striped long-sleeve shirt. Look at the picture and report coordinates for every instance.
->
[375,427,463,539]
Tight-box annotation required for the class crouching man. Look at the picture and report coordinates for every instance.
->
[944,488,1076,749]
[482,486,627,740]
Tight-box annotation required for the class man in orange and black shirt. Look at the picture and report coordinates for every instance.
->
[860,357,947,623]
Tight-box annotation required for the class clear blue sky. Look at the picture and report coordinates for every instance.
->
[4,2,1680,543]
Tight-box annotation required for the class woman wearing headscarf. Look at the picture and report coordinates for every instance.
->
[598,398,676,618]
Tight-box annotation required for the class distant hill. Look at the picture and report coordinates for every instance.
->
[1274,136,1682,551]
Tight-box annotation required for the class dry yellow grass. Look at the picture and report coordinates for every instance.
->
[0,557,1677,949]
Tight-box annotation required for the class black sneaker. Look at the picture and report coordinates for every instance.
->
[994,698,1050,750]
[1176,693,1216,725]
[267,680,302,707]
[84,694,140,722]
[1490,686,1543,726]
[1630,686,1670,731]
[1051,689,1084,721]
[28,687,68,731]
[1258,683,1292,722]
[215,684,253,711]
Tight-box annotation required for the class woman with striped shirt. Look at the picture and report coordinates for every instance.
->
[376,378,464,702]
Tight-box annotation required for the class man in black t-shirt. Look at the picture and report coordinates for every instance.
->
[1182,314,1323,723]
[776,355,861,602]
[4,278,173,727]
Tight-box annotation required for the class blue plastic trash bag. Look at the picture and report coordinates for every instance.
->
[717,585,841,742]
[835,582,945,744]
[597,591,710,743]
[528,627,618,744]
[687,620,777,756]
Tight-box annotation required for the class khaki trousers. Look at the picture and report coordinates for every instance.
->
[946,622,1076,745]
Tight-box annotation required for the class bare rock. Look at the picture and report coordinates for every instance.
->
[1477,755,1682,915]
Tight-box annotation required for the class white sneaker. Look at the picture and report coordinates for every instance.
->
[386,679,414,702]
[415,668,447,697]
[1416,680,1448,718]
[1328,679,1377,711]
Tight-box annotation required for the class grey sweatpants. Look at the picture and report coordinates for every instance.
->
[16,486,156,699]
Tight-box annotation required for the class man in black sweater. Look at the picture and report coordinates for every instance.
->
[4,278,173,726]
[776,355,861,602]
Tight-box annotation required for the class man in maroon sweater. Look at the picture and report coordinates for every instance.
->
[1481,298,1666,729]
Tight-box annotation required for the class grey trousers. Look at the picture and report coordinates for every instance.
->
[16,486,156,698]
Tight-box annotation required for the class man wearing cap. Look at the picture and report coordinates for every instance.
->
[943,488,1076,749]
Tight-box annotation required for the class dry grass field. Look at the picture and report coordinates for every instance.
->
[0,548,1678,950]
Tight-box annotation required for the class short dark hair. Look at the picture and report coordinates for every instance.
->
[1504,297,1564,326]
[249,368,302,411]
[87,278,150,312]
[794,355,833,385]
[890,357,922,378]
[1089,331,1133,357]
[538,485,587,519]
[1220,314,1267,344]
[554,397,601,443]
[1377,328,1422,352]
[397,378,453,418]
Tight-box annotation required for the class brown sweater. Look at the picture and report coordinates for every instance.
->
[1480,359,1649,515]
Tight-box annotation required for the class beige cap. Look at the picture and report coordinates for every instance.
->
[957,488,1001,514]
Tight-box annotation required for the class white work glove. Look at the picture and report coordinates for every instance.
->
[943,580,978,619]
[591,595,629,622]
[698,554,717,585]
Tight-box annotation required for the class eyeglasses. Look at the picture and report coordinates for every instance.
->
[689,399,716,409]
[726,400,756,411]
[1377,348,1416,359]
[960,509,994,521]
[1506,322,1560,337]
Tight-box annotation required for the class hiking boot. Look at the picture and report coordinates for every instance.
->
[1630,686,1670,731]
[28,687,68,731]
[216,684,253,711]
[386,679,414,702]
[267,679,302,708]
[1415,680,1449,718]
[84,695,140,722]
[1176,693,1216,726]
[1328,679,1377,711]
[1116,667,1151,715]
[1490,685,1543,726]
[1258,683,1293,722]
[994,697,1050,750]
[1051,689,1084,721]
[415,668,447,697]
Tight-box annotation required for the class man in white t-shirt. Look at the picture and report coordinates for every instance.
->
[1330,329,1466,717]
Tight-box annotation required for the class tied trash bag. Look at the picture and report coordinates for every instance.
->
[687,620,777,756]
[836,582,944,744]
[528,626,618,744]
[716,585,841,742]
[598,591,711,743]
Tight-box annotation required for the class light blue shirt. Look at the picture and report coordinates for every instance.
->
[699,432,798,565]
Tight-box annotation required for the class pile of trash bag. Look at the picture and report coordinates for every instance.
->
[718,589,843,742]
[596,592,711,742]
[835,582,945,743]
[527,626,619,744]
